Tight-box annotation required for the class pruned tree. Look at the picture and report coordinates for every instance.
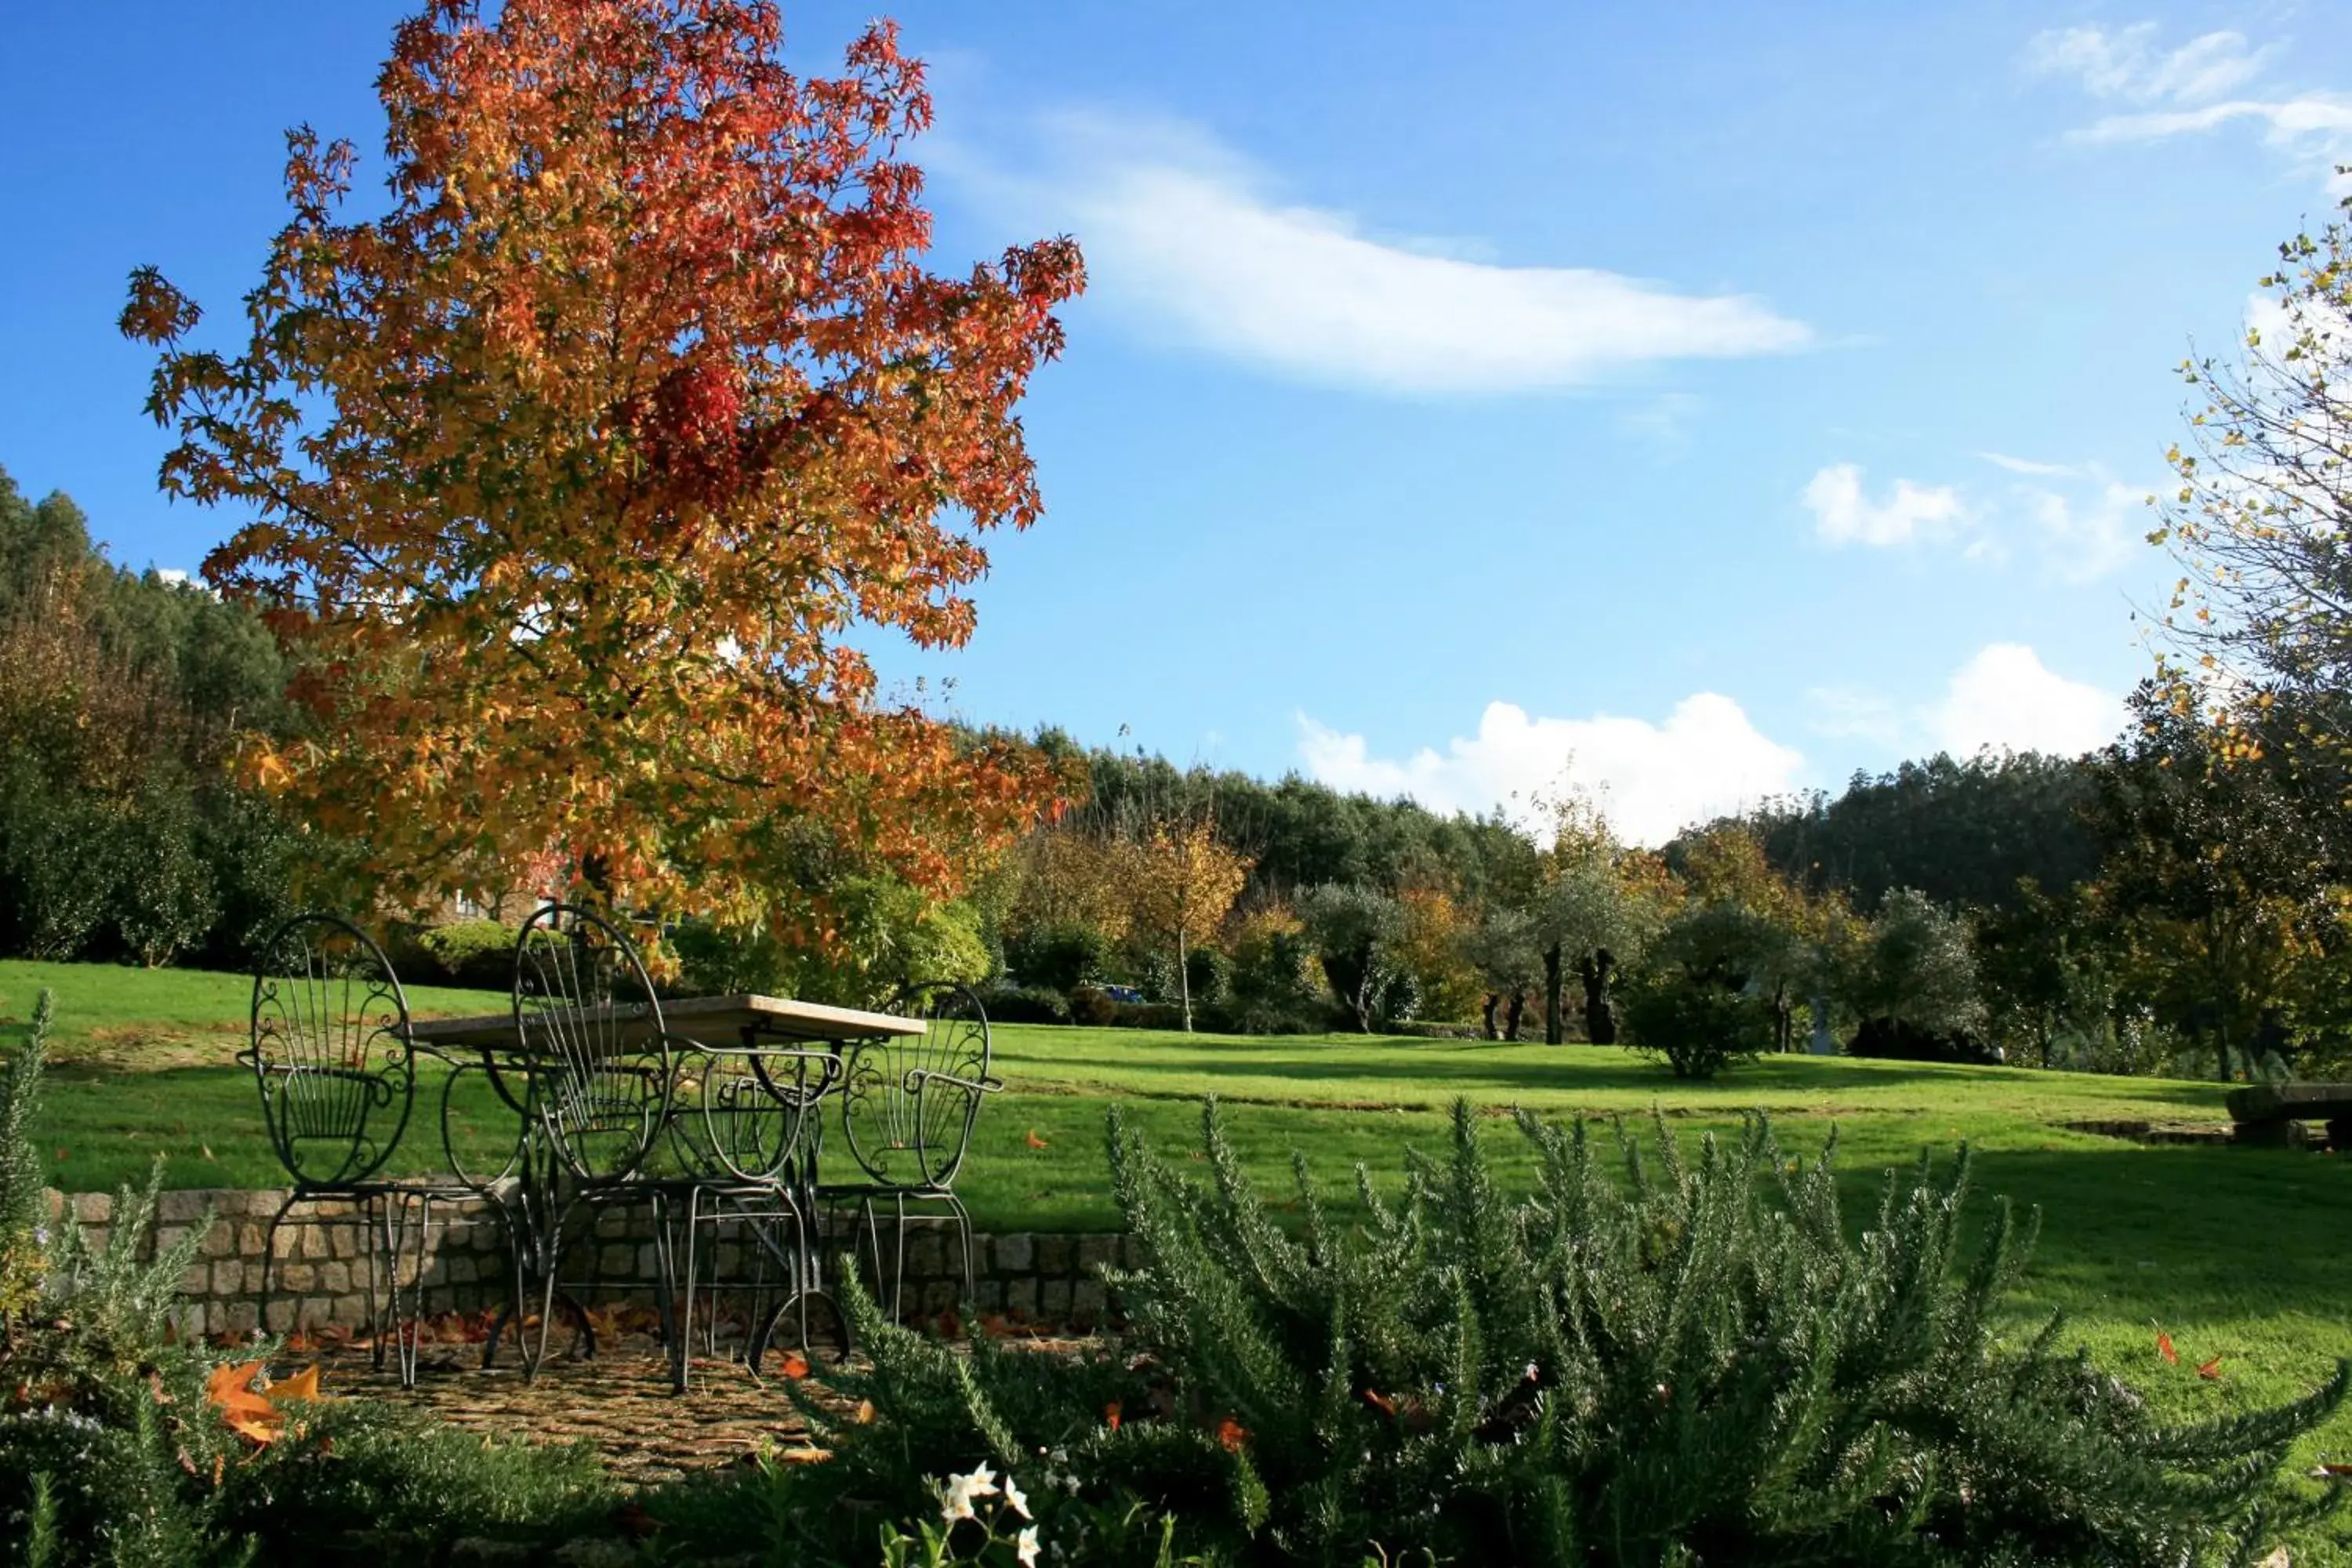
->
[119,1,1086,941]
[1526,796,1671,1045]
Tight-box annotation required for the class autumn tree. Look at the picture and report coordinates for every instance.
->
[119,1,1085,939]
[1130,819,1252,1032]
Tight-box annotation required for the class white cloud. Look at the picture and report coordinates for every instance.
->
[1928,644,2123,758]
[985,114,1812,394]
[1975,453,2152,583]
[2026,24,2268,104]
[2026,23,2352,181]
[1296,695,1806,847]
[1978,451,2081,478]
[2073,95,2352,149]
[1802,463,1967,548]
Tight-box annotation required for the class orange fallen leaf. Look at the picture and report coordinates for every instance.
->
[1361,1388,1396,1417]
[2157,1330,2179,1366]
[854,1399,877,1425]
[2198,1356,2223,1380]
[1215,1417,1249,1452]
[1025,1129,1049,1150]
[270,1364,328,1404]
[779,1352,811,1380]
[1105,1401,1122,1432]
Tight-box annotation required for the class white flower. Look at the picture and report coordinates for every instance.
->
[935,1463,1000,1526]
[1003,1475,1031,1520]
[1017,1524,1042,1567]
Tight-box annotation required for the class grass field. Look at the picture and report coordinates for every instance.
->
[6,956,2350,1554]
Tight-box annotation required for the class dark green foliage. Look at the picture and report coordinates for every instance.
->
[1621,906,1777,1079]
[1720,751,2102,916]
[211,1404,612,1563]
[1006,920,1116,994]
[778,1099,2344,1566]
[0,466,308,971]
[978,983,1075,1025]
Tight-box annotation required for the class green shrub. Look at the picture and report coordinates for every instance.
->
[1005,922,1114,994]
[1109,1000,1188,1031]
[1069,983,1118,1027]
[418,919,521,990]
[1622,903,1783,1080]
[771,1100,2345,1567]
[978,984,1073,1025]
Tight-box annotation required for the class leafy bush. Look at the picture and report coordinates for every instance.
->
[1108,1000,1188,1031]
[1622,902,1783,1080]
[1004,921,1116,994]
[418,919,521,991]
[770,1100,2345,1567]
[1068,984,1118,1027]
[977,984,1072,1025]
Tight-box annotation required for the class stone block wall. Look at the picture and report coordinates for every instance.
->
[40,1186,1131,1340]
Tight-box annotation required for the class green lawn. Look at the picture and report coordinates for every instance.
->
[7,957,2351,1556]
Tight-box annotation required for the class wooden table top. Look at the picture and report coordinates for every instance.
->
[403,993,924,1053]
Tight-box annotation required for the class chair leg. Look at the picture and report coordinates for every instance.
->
[949,1195,975,1308]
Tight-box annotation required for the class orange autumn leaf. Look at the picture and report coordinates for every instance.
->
[1215,1417,1250,1452]
[779,1352,811,1380]
[2157,1331,2179,1366]
[2198,1356,2224,1380]
[1104,1402,1122,1432]
[121,1,1084,940]
[205,1361,328,1446]
[1025,1129,1049,1150]
[1361,1388,1396,1417]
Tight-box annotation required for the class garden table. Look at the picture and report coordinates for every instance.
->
[405,994,923,1374]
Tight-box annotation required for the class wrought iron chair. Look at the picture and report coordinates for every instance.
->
[818,981,998,1322]
[245,913,459,1384]
[497,902,675,1376]
[656,1032,837,1389]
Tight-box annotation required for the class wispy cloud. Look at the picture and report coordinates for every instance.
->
[1976,453,2152,583]
[1297,696,1806,846]
[2024,22,2352,180]
[1802,463,1967,548]
[2024,24,2270,104]
[969,113,1813,395]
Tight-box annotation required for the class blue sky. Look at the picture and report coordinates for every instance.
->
[5,2,2350,841]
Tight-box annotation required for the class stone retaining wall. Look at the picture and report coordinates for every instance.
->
[40,1187,1129,1341]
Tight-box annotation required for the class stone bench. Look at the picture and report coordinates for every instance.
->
[2224,1084,2352,1149]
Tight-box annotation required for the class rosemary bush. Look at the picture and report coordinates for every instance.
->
[767,1098,2344,1568]
[0,990,610,1566]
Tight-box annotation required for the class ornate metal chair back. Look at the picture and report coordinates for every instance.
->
[244,913,416,1189]
[839,981,993,1191]
[511,903,670,1183]
[667,1034,830,1184]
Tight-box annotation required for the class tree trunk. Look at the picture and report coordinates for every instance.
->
[1504,989,1526,1042]
[1771,980,1792,1054]
[1542,942,1565,1046]
[1579,949,1617,1045]
[1481,992,1500,1041]
[1178,926,1192,1033]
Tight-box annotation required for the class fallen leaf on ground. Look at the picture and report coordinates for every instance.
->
[2156,1330,2178,1366]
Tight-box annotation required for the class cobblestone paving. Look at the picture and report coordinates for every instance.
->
[314,1333,833,1486]
[304,1323,1095,1488]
